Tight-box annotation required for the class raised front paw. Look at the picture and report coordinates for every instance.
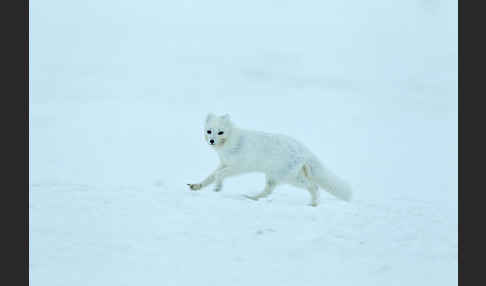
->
[187,183,202,191]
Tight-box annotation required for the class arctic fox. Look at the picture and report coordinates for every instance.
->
[187,113,352,206]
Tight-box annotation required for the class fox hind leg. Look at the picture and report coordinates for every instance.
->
[213,179,223,192]
[307,184,319,207]
[293,164,320,207]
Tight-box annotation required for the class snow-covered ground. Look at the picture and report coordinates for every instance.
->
[30,1,457,285]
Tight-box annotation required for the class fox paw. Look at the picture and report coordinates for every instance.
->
[187,184,202,191]
[243,194,259,201]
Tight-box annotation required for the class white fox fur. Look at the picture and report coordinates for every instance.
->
[188,113,352,206]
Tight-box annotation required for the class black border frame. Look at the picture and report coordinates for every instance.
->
[1,0,29,285]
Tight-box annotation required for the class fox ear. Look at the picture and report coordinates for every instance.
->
[221,114,231,122]
[206,113,215,123]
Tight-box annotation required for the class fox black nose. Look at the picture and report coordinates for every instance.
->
[210,139,215,144]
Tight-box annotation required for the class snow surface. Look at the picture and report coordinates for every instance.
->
[30,1,457,285]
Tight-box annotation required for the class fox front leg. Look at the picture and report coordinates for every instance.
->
[187,165,226,191]
[187,183,203,191]
[187,173,215,191]
[210,166,239,191]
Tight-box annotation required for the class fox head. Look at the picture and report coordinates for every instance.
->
[204,113,233,148]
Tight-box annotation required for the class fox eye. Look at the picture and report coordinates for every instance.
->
[207,130,211,134]
[218,131,224,135]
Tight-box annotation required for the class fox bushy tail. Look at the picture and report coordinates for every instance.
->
[308,160,352,202]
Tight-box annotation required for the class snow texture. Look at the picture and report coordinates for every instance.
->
[30,1,457,285]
